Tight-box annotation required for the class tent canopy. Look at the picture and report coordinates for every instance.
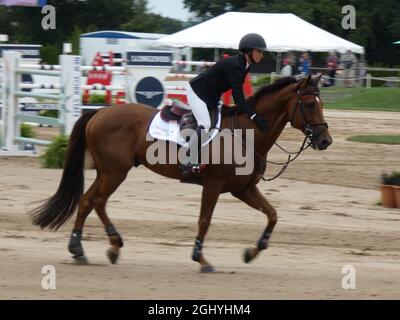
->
[155,12,364,54]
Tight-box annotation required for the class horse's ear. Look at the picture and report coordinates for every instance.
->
[299,74,312,90]
[312,73,323,85]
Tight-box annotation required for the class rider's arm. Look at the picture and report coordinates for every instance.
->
[227,63,268,133]
[227,65,252,115]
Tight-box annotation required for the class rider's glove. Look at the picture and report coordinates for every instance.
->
[249,113,268,133]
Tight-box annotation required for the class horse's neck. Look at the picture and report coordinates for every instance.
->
[254,93,293,157]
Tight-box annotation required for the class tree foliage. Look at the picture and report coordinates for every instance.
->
[0,0,399,66]
[183,0,400,66]
[0,0,183,56]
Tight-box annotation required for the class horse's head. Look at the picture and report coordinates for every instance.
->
[287,74,332,150]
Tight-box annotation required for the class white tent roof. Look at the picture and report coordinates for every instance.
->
[155,12,364,54]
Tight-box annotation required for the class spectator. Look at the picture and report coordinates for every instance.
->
[176,55,186,73]
[298,52,311,75]
[340,50,358,87]
[280,57,293,77]
[325,50,338,86]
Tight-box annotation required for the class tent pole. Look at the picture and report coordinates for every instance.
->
[214,48,219,61]
[276,52,282,74]
[360,52,366,87]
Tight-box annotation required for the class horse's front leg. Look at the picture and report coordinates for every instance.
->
[192,182,223,273]
[232,185,277,263]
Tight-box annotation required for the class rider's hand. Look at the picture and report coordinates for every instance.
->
[249,114,268,133]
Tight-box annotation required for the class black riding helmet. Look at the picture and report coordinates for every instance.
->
[239,33,267,53]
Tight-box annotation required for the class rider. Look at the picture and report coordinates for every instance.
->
[181,33,268,178]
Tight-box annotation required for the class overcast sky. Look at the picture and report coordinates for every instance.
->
[147,0,192,21]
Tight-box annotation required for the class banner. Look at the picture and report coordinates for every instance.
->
[0,45,41,58]
[0,0,46,7]
[126,51,173,67]
[125,51,173,108]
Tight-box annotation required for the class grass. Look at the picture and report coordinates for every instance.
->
[324,88,400,112]
[347,135,400,145]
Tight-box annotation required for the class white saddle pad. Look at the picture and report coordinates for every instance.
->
[148,104,222,148]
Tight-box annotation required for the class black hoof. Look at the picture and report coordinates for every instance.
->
[192,250,201,262]
[73,255,89,265]
[200,265,215,273]
[107,249,119,265]
[243,248,254,264]
[69,244,84,258]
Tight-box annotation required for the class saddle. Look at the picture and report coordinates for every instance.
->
[160,100,247,131]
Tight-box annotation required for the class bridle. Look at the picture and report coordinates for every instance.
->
[289,88,329,144]
[229,82,329,181]
[259,88,328,181]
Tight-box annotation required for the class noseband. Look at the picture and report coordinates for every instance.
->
[290,89,328,143]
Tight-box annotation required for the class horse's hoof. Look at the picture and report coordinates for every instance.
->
[69,244,84,257]
[243,248,254,264]
[107,248,119,265]
[200,265,215,273]
[73,255,89,265]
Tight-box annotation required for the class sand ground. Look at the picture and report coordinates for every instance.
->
[0,109,399,299]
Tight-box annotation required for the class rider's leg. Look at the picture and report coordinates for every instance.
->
[186,84,211,131]
[182,85,211,174]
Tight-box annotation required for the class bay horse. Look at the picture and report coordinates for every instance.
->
[31,74,332,273]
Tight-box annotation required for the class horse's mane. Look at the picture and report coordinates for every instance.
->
[253,76,298,102]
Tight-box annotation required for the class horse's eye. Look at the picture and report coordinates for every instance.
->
[306,102,315,108]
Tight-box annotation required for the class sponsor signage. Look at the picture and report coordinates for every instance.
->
[21,103,59,111]
[0,45,41,58]
[134,76,164,108]
[126,51,173,67]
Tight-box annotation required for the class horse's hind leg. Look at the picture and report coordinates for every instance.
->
[91,171,128,264]
[232,185,278,263]
[68,177,101,264]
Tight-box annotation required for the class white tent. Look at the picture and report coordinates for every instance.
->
[155,12,364,54]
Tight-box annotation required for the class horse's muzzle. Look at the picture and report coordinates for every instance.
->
[318,137,332,150]
[314,135,332,150]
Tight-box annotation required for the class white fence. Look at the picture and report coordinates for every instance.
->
[0,51,81,152]
[0,52,215,154]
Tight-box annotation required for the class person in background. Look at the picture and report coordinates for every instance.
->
[340,50,358,87]
[298,52,311,75]
[176,55,186,73]
[326,51,338,86]
[280,56,293,77]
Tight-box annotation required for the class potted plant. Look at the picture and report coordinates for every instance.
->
[380,171,400,208]
[391,172,400,208]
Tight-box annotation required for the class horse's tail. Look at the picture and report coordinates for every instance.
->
[31,110,98,231]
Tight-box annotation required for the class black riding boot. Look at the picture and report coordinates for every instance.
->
[180,125,205,180]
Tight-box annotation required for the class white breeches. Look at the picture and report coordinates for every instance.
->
[186,83,211,131]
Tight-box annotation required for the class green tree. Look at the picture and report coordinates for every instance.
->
[0,0,183,56]
[183,0,400,66]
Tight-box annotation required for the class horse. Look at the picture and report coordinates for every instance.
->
[31,74,332,273]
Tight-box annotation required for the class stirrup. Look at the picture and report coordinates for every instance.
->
[191,165,201,173]
[180,163,206,178]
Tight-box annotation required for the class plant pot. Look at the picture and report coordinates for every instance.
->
[380,185,396,208]
[393,186,400,209]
